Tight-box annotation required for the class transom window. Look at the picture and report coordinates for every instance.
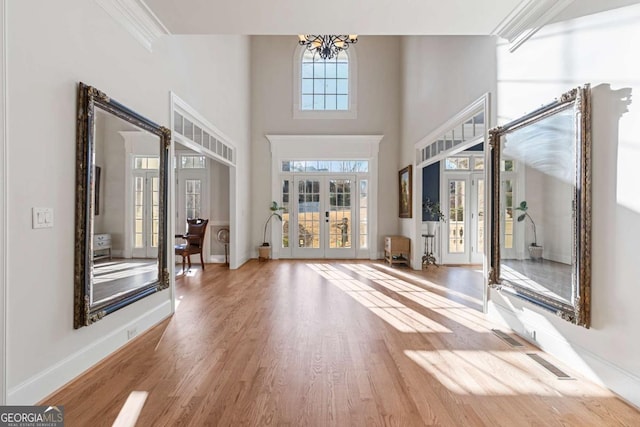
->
[281,160,368,173]
[301,50,349,111]
[181,155,206,169]
[134,156,159,170]
[444,155,485,171]
[445,157,470,170]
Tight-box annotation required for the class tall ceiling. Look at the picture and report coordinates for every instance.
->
[143,0,524,35]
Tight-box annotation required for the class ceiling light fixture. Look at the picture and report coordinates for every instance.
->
[297,35,358,60]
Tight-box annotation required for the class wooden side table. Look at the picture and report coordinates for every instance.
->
[384,236,410,267]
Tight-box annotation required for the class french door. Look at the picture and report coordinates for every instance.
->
[132,171,159,258]
[292,175,356,258]
[441,172,484,264]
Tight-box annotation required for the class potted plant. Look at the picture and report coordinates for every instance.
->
[423,198,446,235]
[516,200,543,260]
[259,201,284,261]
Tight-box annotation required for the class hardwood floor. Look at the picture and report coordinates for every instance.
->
[45,260,639,426]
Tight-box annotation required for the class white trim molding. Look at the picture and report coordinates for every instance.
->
[95,0,170,52]
[0,0,7,406]
[492,0,575,52]
[292,45,358,120]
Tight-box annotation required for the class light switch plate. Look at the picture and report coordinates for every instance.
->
[32,207,54,229]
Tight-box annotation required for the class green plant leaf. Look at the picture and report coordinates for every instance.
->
[519,201,528,209]
[517,213,526,222]
[274,213,282,221]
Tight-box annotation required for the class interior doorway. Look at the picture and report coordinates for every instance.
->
[174,145,230,268]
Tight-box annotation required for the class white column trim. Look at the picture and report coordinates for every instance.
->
[0,0,7,405]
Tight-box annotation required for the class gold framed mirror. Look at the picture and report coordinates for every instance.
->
[489,85,592,327]
[74,82,171,328]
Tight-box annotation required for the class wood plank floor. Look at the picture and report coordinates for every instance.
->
[45,260,640,426]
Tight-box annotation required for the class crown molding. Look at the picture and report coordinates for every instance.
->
[493,0,574,52]
[95,0,170,52]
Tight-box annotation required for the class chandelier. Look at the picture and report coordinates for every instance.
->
[297,35,358,60]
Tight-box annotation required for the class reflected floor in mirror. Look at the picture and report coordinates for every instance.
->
[501,259,572,303]
[93,259,157,302]
[45,260,640,426]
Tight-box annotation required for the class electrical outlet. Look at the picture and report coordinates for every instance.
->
[127,327,138,340]
[527,329,537,341]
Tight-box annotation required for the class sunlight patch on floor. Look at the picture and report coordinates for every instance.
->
[307,263,452,333]
[342,264,488,332]
[501,264,565,302]
[367,263,483,306]
[93,261,156,284]
[112,391,148,427]
[404,350,611,397]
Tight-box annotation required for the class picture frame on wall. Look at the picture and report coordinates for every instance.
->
[398,165,412,218]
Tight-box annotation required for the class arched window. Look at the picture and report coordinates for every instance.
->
[301,50,349,110]
[294,46,357,119]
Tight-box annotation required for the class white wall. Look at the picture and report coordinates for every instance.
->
[520,166,572,263]
[489,4,640,407]
[250,36,401,257]
[6,0,250,403]
[209,160,230,258]
[400,36,497,241]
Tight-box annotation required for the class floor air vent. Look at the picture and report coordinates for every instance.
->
[491,329,524,347]
[527,353,573,380]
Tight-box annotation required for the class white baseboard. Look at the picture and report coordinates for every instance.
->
[488,299,640,409]
[208,255,227,263]
[232,251,250,270]
[7,300,172,404]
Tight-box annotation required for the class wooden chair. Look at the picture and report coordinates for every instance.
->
[175,218,209,273]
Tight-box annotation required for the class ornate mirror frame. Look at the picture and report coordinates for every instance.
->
[488,85,592,328]
[74,82,171,328]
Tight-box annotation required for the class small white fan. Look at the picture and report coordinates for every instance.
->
[217,228,230,265]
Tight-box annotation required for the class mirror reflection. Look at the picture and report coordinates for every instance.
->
[499,107,575,305]
[74,82,170,328]
[489,85,591,327]
[91,109,161,305]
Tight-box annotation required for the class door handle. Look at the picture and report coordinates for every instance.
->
[325,211,329,223]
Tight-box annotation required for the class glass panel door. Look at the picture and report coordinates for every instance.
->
[295,177,322,257]
[501,178,516,259]
[448,179,466,254]
[470,174,484,264]
[441,171,486,265]
[292,176,356,258]
[325,178,355,258]
[132,171,159,258]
